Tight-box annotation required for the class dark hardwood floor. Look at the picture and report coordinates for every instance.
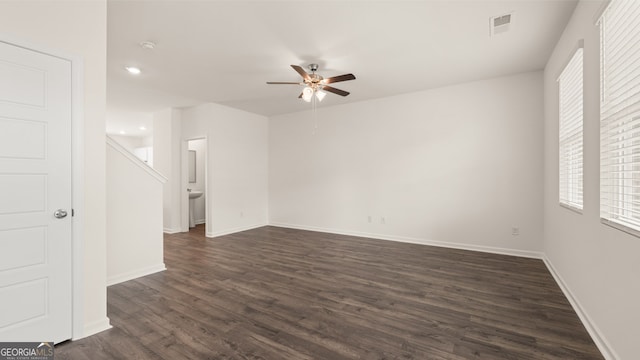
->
[56,225,603,359]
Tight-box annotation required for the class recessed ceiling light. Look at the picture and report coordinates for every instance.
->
[140,41,156,50]
[139,126,147,131]
[125,66,141,75]
[119,130,126,135]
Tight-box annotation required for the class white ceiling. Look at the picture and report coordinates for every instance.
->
[106,0,578,136]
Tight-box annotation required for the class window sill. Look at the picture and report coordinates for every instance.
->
[600,218,640,239]
[559,202,583,214]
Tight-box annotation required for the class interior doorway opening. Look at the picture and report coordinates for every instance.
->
[183,138,207,233]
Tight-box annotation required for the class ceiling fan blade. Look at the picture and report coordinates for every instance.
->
[322,85,350,97]
[266,82,301,85]
[322,73,356,84]
[291,65,311,81]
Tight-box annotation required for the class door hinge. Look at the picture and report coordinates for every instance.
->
[72,209,75,217]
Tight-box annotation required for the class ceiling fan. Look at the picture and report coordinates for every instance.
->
[267,64,356,102]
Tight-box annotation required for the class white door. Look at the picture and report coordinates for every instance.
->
[0,41,73,343]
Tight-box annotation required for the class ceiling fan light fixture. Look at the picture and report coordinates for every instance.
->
[302,86,314,102]
[315,89,327,102]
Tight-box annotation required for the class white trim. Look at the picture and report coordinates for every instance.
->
[559,202,583,215]
[542,256,618,360]
[163,227,182,234]
[106,263,167,286]
[181,140,189,232]
[207,222,269,238]
[594,0,612,25]
[555,39,584,82]
[181,136,208,233]
[600,217,640,239]
[70,52,86,341]
[81,318,112,339]
[106,136,167,184]
[195,219,206,225]
[268,222,544,259]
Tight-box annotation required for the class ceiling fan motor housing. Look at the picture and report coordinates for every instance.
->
[306,64,323,89]
[308,74,323,84]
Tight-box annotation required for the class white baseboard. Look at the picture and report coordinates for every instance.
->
[195,219,206,225]
[542,257,618,360]
[78,317,112,340]
[107,263,167,286]
[163,227,181,234]
[207,222,268,238]
[268,222,544,259]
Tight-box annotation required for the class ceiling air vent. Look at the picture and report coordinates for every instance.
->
[490,13,512,37]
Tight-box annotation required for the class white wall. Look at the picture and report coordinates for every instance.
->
[188,138,206,224]
[106,138,166,286]
[153,108,182,233]
[110,135,153,166]
[543,1,638,359]
[270,71,544,256]
[0,1,109,338]
[109,135,150,153]
[182,103,269,237]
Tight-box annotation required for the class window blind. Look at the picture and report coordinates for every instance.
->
[559,48,584,210]
[600,0,640,231]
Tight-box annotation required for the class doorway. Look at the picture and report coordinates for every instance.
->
[182,138,208,234]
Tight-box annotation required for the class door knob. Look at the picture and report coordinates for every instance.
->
[54,209,68,219]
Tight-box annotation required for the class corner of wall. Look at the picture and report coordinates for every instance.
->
[541,256,619,360]
[78,318,112,340]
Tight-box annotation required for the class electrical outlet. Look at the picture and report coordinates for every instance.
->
[512,227,519,236]
[240,211,244,217]
[367,216,372,223]
[381,217,386,224]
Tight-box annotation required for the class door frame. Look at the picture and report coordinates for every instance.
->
[181,136,208,234]
[0,35,86,340]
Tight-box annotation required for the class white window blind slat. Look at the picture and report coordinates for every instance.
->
[605,3,640,48]
[605,34,640,69]
[601,102,640,130]
[606,0,636,25]
[605,62,640,100]
[600,0,640,233]
[559,47,584,210]
[606,9,640,52]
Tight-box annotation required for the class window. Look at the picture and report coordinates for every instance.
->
[558,47,584,210]
[600,0,640,232]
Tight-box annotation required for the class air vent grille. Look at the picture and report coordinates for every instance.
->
[490,13,513,37]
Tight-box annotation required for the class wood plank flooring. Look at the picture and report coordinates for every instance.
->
[55,225,603,359]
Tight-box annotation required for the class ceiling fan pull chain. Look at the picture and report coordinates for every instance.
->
[312,95,318,134]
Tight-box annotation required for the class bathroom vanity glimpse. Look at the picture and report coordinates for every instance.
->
[188,189,203,228]
[187,138,206,230]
